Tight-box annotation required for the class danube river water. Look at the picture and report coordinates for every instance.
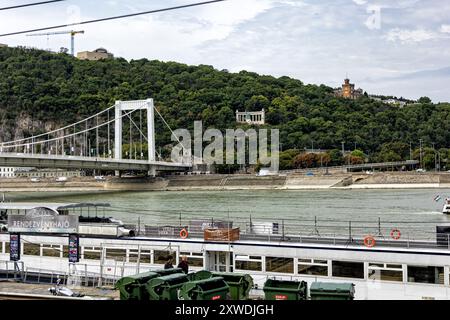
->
[6,188,450,239]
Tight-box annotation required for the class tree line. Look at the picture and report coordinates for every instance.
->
[0,46,449,171]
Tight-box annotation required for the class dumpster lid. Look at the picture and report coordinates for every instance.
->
[310,282,355,293]
[115,271,158,289]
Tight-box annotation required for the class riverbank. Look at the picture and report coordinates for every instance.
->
[0,172,450,192]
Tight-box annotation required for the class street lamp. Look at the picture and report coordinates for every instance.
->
[419,139,423,169]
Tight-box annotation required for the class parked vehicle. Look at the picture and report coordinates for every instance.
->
[48,279,84,297]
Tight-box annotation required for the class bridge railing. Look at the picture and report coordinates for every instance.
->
[279,160,419,175]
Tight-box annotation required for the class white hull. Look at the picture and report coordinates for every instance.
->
[2,233,450,300]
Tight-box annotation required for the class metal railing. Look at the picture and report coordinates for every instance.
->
[129,216,450,251]
[0,260,24,280]
[23,266,68,285]
[280,160,419,175]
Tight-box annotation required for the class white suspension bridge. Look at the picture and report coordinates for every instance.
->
[0,99,192,176]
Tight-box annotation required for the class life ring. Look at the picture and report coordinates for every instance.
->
[363,235,376,248]
[390,228,401,240]
[180,228,188,239]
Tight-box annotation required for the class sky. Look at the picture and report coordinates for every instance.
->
[0,0,449,102]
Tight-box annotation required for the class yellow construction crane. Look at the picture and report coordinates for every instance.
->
[27,30,84,56]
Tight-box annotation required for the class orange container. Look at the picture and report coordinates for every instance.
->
[204,228,240,242]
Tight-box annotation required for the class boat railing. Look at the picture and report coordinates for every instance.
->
[131,218,450,251]
[0,260,24,281]
[23,266,69,285]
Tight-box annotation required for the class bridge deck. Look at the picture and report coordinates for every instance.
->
[0,153,191,172]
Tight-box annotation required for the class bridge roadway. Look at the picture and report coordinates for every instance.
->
[0,152,191,172]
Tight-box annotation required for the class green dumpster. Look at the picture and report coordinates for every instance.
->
[211,272,254,300]
[180,277,230,300]
[153,268,184,277]
[115,271,159,300]
[310,282,355,300]
[187,270,253,300]
[263,279,307,301]
[187,270,213,281]
[146,273,189,300]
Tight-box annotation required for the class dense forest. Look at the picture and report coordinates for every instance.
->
[0,46,449,171]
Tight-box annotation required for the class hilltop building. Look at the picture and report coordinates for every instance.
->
[334,78,364,99]
[236,109,265,125]
[77,48,114,61]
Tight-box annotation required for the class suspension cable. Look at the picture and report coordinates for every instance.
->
[1,103,147,150]
[1,105,115,146]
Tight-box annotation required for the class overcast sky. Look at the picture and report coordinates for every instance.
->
[0,0,449,102]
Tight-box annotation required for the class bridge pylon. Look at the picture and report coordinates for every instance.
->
[114,99,156,176]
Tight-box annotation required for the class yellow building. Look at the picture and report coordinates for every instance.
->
[77,48,113,61]
[334,78,364,99]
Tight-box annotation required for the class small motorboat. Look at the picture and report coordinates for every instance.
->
[443,198,450,214]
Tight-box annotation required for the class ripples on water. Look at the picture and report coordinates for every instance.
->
[6,189,450,238]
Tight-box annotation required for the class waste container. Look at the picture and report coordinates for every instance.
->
[153,268,184,277]
[211,272,254,300]
[263,279,307,300]
[187,270,213,281]
[180,277,230,300]
[115,271,159,300]
[310,282,355,300]
[146,273,189,300]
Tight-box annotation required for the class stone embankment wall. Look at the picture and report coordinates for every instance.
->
[1,173,450,192]
[166,175,286,190]
[0,177,104,192]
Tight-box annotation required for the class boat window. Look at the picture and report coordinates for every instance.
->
[129,249,151,263]
[23,243,41,256]
[4,242,9,253]
[106,248,126,261]
[407,266,444,284]
[314,259,327,264]
[386,264,402,269]
[298,259,328,276]
[83,247,101,260]
[332,261,364,279]
[42,244,62,257]
[187,257,204,268]
[235,260,262,272]
[154,250,173,265]
[369,263,384,268]
[179,252,204,267]
[368,269,403,282]
[266,257,294,274]
[62,246,69,258]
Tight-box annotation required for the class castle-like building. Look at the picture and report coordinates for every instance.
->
[334,78,364,99]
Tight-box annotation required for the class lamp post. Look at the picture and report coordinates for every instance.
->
[409,141,412,161]
[419,139,423,169]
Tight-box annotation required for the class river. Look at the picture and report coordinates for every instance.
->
[5,188,450,239]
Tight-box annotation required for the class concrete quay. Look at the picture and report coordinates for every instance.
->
[0,172,449,192]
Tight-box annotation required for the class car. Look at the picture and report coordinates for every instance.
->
[306,172,314,176]
[56,177,68,182]
[94,176,106,181]
[416,169,426,173]
[30,178,41,182]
